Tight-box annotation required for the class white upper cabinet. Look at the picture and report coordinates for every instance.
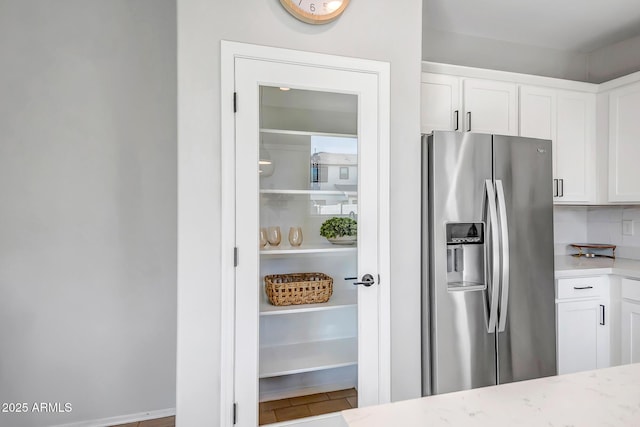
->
[556,91,595,203]
[463,79,518,135]
[421,74,517,135]
[608,81,640,202]
[520,85,595,204]
[519,86,555,140]
[420,73,460,134]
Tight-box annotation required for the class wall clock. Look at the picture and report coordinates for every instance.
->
[280,0,350,25]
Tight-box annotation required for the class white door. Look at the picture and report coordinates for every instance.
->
[231,51,389,427]
[462,79,517,135]
[420,73,460,133]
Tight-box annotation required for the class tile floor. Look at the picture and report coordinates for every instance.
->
[259,388,358,425]
[111,416,175,427]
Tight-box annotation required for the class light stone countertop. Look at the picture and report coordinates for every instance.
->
[555,255,640,279]
[342,364,640,427]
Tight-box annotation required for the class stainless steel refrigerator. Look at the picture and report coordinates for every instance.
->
[421,131,556,396]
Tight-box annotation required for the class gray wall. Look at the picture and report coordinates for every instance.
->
[177,0,423,425]
[0,2,177,426]
[422,29,590,81]
[588,34,640,83]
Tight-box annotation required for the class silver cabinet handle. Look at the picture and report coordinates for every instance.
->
[600,304,606,326]
[553,179,558,197]
[467,111,472,132]
[496,180,510,333]
[559,179,564,197]
[484,179,500,333]
[454,110,459,131]
[573,286,593,290]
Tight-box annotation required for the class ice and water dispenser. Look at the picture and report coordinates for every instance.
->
[446,222,486,290]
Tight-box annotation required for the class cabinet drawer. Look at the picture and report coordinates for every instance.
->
[622,278,640,301]
[557,277,607,299]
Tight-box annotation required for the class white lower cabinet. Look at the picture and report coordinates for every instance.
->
[621,278,640,364]
[556,276,610,374]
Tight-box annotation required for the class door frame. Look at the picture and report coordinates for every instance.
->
[220,40,390,427]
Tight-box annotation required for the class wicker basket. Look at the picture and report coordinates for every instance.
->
[264,272,333,306]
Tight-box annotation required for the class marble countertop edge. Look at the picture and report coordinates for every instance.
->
[555,255,640,279]
[342,364,640,427]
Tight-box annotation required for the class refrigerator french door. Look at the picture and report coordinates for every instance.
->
[421,131,556,396]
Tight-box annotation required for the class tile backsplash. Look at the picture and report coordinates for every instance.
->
[554,206,640,260]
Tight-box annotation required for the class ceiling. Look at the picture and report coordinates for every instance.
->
[423,0,640,52]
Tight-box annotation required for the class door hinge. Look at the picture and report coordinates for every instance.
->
[233,402,238,424]
[233,92,237,113]
[234,247,238,267]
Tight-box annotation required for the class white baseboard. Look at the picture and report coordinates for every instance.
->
[51,408,175,427]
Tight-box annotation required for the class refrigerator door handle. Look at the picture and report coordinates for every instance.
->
[484,179,500,333]
[496,180,510,333]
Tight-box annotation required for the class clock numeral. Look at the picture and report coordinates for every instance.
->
[310,3,315,12]
[299,0,303,5]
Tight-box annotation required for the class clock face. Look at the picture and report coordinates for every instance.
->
[280,0,350,25]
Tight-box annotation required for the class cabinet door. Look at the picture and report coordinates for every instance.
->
[621,300,640,364]
[519,86,557,197]
[557,300,608,374]
[519,85,556,140]
[555,90,595,203]
[420,73,460,133]
[462,79,517,135]
[609,81,640,202]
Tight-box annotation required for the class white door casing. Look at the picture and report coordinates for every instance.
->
[220,41,390,427]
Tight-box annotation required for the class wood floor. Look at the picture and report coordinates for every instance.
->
[112,416,175,427]
[259,388,358,425]
[109,388,356,427]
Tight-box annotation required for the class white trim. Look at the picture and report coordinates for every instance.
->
[422,61,640,95]
[598,70,640,93]
[422,61,599,93]
[220,40,391,427]
[267,412,344,427]
[220,41,237,427]
[376,60,392,405]
[51,408,175,427]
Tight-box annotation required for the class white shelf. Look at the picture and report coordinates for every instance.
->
[259,337,357,378]
[260,189,357,196]
[260,292,357,316]
[260,243,356,256]
[260,128,357,139]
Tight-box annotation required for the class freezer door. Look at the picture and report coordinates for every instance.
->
[425,131,497,395]
[493,135,557,384]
